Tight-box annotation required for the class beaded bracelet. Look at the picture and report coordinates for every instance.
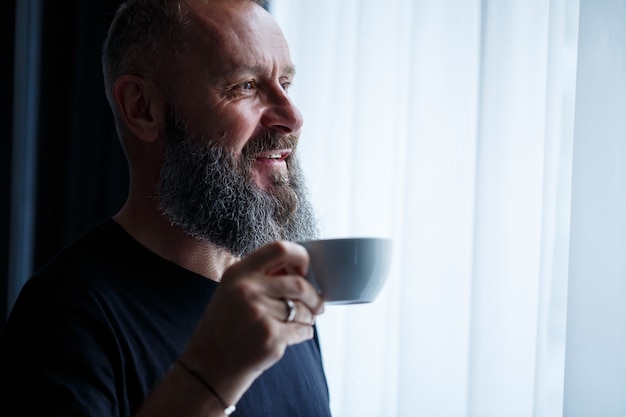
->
[176,360,237,415]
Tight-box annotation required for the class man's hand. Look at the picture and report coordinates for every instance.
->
[179,240,325,406]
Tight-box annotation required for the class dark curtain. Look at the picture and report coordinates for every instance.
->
[1,0,128,329]
[34,0,128,265]
[1,1,17,331]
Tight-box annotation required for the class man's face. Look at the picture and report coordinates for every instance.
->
[164,1,304,192]
[155,2,318,256]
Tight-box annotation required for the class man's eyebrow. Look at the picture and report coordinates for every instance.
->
[223,64,297,79]
[282,65,297,77]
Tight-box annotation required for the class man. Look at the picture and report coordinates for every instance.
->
[0,0,332,416]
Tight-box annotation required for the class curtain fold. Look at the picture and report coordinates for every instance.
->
[563,0,626,415]
[271,0,580,415]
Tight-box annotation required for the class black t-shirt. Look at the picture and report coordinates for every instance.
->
[0,219,331,416]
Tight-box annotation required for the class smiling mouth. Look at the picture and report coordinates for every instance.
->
[251,149,292,189]
[255,149,291,162]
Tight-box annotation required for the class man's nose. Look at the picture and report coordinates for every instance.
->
[260,85,304,134]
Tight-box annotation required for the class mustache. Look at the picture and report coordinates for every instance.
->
[241,131,299,159]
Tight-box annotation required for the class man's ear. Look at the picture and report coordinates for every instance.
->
[113,75,164,142]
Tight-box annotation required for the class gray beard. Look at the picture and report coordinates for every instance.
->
[157,109,319,257]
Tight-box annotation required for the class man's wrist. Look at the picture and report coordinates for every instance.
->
[176,360,237,415]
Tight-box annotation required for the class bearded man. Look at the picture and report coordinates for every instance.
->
[0,1,332,416]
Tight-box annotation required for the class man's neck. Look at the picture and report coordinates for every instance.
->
[113,205,238,282]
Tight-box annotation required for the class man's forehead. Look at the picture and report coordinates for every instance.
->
[185,1,282,44]
[185,0,261,31]
[182,0,294,72]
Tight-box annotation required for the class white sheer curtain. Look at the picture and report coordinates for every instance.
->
[563,0,626,415]
[271,1,580,416]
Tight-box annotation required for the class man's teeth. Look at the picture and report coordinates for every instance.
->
[266,153,282,159]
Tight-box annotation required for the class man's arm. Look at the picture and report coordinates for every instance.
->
[135,241,325,417]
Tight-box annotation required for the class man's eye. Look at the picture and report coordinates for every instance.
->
[227,81,256,98]
[239,81,255,91]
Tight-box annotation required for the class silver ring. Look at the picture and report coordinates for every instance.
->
[284,298,296,323]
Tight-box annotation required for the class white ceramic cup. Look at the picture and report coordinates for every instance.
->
[297,237,392,304]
